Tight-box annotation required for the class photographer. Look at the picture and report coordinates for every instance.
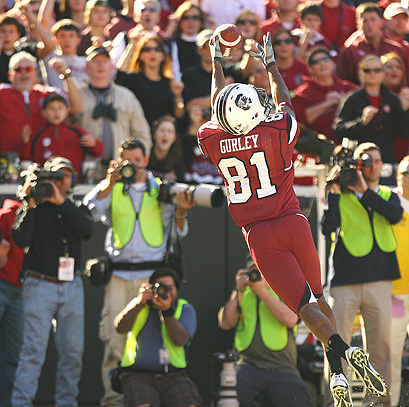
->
[218,257,311,407]
[11,156,93,407]
[321,142,402,407]
[83,138,196,407]
[114,268,203,407]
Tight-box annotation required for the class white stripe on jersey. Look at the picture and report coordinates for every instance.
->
[288,114,298,144]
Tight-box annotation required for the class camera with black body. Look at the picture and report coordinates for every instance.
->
[19,163,65,201]
[327,138,373,192]
[117,160,137,184]
[152,282,169,300]
[245,268,261,282]
[158,180,224,208]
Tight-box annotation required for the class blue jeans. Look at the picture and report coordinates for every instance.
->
[236,364,311,407]
[0,279,23,407]
[12,276,84,407]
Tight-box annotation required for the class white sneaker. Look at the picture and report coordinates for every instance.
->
[330,373,353,407]
[345,347,389,397]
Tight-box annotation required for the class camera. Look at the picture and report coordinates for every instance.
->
[152,282,169,300]
[117,160,137,184]
[20,163,65,201]
[245,268,261,282]
[327,138,373,191]
[158,180,224,208]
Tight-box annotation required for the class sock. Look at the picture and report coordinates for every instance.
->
[325,347,343,375]
[328,334,349,361]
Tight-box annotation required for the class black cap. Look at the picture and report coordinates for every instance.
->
[85,46,110,62]
[43,156,74,173]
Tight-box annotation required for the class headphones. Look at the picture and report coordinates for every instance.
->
[43,156,77,188]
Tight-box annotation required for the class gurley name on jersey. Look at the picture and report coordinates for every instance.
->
[220,134,259,154]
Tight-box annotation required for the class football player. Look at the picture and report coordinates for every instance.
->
[197,32,389,407]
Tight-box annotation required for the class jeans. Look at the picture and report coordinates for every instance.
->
[12,275,84,407]
[0,279,23,407]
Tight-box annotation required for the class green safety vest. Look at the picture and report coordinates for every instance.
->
[111,182,164,249]
[339,186,397,257]
[234,287,290,352]
[121,299,188,368]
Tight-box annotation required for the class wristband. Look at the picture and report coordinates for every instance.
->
[59,69,72,80]
[175,212,188,219]
[162,307,176,318]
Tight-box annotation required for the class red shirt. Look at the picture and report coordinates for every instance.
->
[259,13,301,42]
[0,84,65,158]
[321,2,357,52]
[24,122,104,177]
[292,75,359,142]
[0,199,24,287]
[197,113,300,227]
[280,59,309,95]
[336,36,409,84]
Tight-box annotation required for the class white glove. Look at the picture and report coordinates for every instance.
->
[250,31,276,70]
[209,35,224,63]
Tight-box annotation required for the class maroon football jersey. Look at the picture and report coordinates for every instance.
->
[197,112,301,227]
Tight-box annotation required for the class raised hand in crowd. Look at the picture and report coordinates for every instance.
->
[21,123,32,145]
[361,105,379,126]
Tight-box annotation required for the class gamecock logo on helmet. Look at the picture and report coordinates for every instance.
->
[235,93,252,111]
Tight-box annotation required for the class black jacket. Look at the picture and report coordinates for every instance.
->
[12,199,93,277]
[333,85,409,163]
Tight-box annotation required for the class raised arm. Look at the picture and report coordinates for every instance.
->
[210,35,226,109]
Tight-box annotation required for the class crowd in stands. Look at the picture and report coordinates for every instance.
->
[1,0,409,186]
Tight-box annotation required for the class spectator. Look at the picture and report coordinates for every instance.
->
[11,156,93,407]
[104,0,136,40]
[25,92,104,177]
[381,52,409,162]
[83,138,196,407]
[43,19,88,89]
[114,268,203,407]
[73,45,151,179]
[78,0,112,56]
[0,198,24,407]
[0,51,83,159]
[292,2,336,61]
[0,11,54,84]
[336,2,409,85]
[164,1,205,79]
[109,0,166,67]
[292,47,358,143]
[322,142,402,407]
[272,28,309,96]
[200,0,265,28]
[390,156,409,407]
[334,54,409,163]
[148,114,184,181]
[55,0,87,30]
[259,0,301,42]
[115,33,185,125]
[319,0,356,54]
[218,258,311,407]
[383,2,409,49]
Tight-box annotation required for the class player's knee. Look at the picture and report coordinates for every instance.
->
[297,282,317,313]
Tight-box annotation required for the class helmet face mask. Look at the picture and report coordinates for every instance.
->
[215,83,272,136]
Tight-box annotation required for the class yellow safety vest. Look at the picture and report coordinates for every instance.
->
[392,210,409,294]
[111,182,164,249]
[234,287,290,352]
[121,299,188,368]
[339,186,397,257]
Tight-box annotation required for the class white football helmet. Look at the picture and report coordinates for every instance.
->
[214,83,272,135]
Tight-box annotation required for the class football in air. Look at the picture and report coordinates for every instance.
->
[213,24,243,58]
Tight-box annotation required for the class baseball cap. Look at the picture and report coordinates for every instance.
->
[85,45,110,61]
[44,156,74,173]
[43,93,68,109]
[195,29,213,48]
[85,0,109,12]
[384,3,408,19]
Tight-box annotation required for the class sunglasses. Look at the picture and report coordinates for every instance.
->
[141,6,157,12]
[401,170,409,177]
[273,38,294,46]
[14,66,35,73]
[310,56,331,65]
[362,68,383,74]
[181,15,202,21]
[141,46,163,53]
[237,19,258,25]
